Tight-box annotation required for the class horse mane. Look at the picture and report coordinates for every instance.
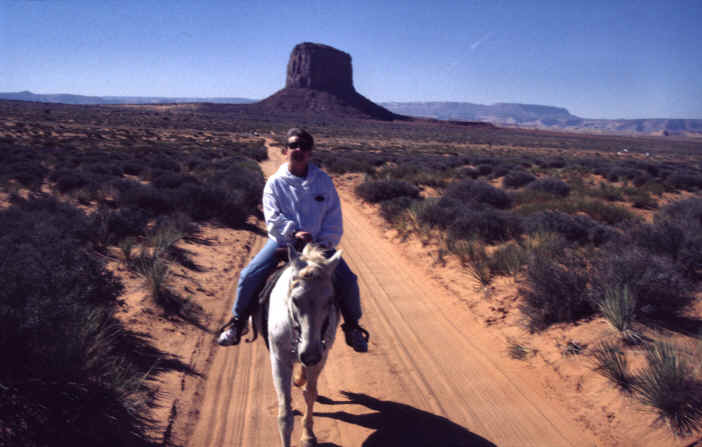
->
[298,244,329,279]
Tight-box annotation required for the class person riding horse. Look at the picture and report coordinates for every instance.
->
[218,128,369,353]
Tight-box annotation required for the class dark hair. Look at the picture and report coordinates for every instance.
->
[287,128,314,149]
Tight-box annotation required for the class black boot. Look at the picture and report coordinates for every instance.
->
[341,322,369,352]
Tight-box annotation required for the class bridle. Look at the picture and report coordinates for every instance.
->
[287,280,335,354]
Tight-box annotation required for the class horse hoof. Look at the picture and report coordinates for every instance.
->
[301,436,317,447]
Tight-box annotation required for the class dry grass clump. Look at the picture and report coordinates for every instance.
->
[592,341,634,392]
[632,341,702,437]
[597,285,637,334]
[355,178,420,203]
[506,337,537,360]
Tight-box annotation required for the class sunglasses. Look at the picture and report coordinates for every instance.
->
[288,141,312,152]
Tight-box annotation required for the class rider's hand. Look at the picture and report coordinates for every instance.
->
[294,231,313,244]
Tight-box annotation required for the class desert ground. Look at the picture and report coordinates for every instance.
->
[153,140,696,447]
[2,101,701,447]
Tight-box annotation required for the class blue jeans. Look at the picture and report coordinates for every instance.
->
[232,238,362,323]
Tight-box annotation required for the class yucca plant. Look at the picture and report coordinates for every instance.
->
[592,341,634,392]
[598,285,637,333]
[451,239,492,289]
[632,341,702,436]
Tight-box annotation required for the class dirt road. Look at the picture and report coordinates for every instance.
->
[186,139,599,447]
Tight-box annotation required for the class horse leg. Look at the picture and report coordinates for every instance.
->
[300,361,325,447]
[271,356,294,447]
[293,363,307,387]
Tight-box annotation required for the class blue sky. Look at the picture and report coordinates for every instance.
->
[1,0,701,119]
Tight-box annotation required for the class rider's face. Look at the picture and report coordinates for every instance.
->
[286,137,312,165]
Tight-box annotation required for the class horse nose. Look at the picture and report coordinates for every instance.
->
[300,350,321,366]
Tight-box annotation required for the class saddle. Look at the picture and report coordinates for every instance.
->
[216,248,290,348]
[216,242,349,349]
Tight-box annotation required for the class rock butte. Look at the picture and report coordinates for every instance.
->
[257,42,404,121]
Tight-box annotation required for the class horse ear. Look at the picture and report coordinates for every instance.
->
[325,249,343,272]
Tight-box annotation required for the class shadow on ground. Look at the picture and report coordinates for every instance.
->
[315,391,497,447]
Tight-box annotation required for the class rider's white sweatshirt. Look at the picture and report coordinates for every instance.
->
[263,163,343,248]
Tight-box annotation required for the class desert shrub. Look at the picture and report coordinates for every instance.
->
[492,164,512,178]
[503,171,536,189]
[2,160,48,190]
[489,241,529,277]
[0,198,155,447]
[413,197,461,229]
[443,179,512,209]
[631,217,702,280]
[592,342,634,392]
[476,164,493,176]
[119,184,174,216]
[151,172,197,189]
[677,236,702,281]
[91,207,150,246]
[175,184,223,221]
[629,190,658,209]
[85,162,123,177]
[204,160,265,211]
[355,179,420,203]
[448,208,522,244]
[524,211,617,246]
[571,198,635,225]
[667,172,702,191]
[232,141,268,162]
[632,219,686,260]
[521,248,593,331]
[216,189,250,228]
[607,167,640,182]
[545,158,567,169]
[123,162,144,175]
[632,341,702,436]
[589,246,695,323]
[589,183,624,202]
[527,178,570,197]
[53,170,90,193]
[662,198,702,225]
[516,198,640,225]
[7,195,96,242]
[509,189,564,208]
[317,155,374,174]
[632,172,652,187]
[456,166,480,179]
[379,196,417,223]
[149,155,180,172]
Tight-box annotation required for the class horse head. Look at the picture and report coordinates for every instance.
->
[287,243,341,367]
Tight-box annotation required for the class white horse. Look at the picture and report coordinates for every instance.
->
[252,243,342,447]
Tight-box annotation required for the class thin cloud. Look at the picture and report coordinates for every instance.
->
[470,32,494,51]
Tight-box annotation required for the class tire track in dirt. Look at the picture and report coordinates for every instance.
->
[185,139,601,447]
